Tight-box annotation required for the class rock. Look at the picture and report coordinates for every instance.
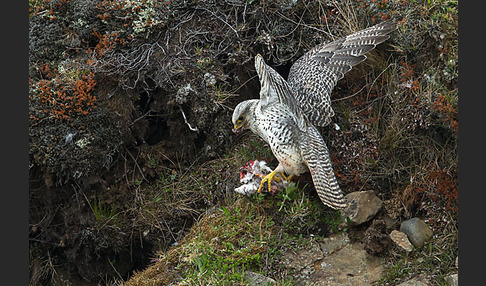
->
[445,273,458,286]
[341,190,383,226]
[244,271,276,285]
[313,239,384,285]
[281,233,384,285]
[319,232,350,255]
[400,218,433,248]
[363,220,392,256]
[396,275,429,286]
[281,242,323,272]
[389,230,413,252]
[281,241,323,283]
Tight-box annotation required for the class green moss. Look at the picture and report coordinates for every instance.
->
[270,182,342,235]
[173,200,275,285]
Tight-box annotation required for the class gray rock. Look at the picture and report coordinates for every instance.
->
[341,190,383,226]
[282,233,384,285]
[400,218,433,248]
[445,273,458,286]
[281,242,323,271]
[314,237,384,285]
[244,271,276,285]
[396,275,429,286]
[319,232,350,255]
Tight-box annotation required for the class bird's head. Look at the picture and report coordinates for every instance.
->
[232,100,258,134]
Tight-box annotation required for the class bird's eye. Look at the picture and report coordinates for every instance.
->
[237,115,244,122]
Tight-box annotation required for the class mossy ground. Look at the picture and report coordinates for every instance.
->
[125,137,343,286]
[125,135,457,286]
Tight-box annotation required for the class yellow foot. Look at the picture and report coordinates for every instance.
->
[256,170,292,193]
[279,174,294,181]
[255,172,281,182]
[257,170,278,193]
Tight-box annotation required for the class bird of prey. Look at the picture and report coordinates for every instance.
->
[232,20,397,209]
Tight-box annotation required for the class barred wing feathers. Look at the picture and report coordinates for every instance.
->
[287,20,397,127]
[254,54,309,131]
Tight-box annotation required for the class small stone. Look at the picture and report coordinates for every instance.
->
[341,190,383,226]
[445,273,458,286]
[244,271,276,285]
[400,218,433,248]
[312,233,384,285]
[281,233,384,285]
[389,230,413,252]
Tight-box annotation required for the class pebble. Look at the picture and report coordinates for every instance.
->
[400,218,433,248]
[244,271,276,285]
[389,230,413,252]
[445,273,458,286]
[396,275,429,286]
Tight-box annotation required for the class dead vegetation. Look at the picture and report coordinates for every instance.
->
[29,0,457,285]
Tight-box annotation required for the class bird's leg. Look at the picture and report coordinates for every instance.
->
[279,173,294,181]
[257,170,279,193]
[254,172,281,182]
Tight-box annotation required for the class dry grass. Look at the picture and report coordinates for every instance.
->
[29,252,56,286]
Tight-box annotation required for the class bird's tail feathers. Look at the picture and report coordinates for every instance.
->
[300,127,346,209]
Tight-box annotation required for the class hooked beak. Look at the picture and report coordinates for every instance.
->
[232,124,243,134]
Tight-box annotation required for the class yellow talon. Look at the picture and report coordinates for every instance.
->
[256,170,293,193]
[257,170,278,193]
[280,174,294,181]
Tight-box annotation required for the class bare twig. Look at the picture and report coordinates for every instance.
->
[197,7,239,37]
[179,106,199,132]
[125,148,149,183]
[275,10,332,37]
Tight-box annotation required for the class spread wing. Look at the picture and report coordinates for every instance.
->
[254,54,309,131]
[287,20,397,127]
